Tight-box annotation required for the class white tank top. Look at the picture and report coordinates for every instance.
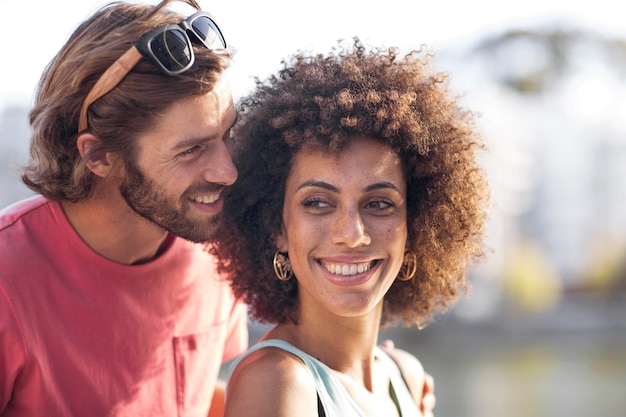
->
[227,339,422,417]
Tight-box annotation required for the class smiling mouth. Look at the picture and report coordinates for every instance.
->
[320,260,376,276]
[190,193,220,204]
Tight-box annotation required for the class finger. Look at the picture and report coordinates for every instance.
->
[421,391,436,414]
[421,373,436,414]
[423,372,435,394]
[379,339,395,349]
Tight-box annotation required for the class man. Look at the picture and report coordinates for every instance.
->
[0,1,247,415]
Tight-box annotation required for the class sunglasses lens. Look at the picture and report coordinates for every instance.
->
[150,29,191,73]
[191,16,225,48]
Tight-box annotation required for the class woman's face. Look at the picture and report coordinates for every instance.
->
[275,135,408,319]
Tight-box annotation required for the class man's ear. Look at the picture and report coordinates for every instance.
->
[76,133,114,178]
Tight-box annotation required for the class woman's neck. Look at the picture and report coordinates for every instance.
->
[264,303,383,390]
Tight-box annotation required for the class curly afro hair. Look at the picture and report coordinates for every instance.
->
[211,37,490,329]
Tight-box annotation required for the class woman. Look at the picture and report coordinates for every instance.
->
[211,37,490,417]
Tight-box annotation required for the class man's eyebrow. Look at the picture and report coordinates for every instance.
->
[174,135,215,150]
[173,112,239,151]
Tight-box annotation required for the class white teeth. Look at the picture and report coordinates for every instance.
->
[192,194,219,204]
[323,261,371,276]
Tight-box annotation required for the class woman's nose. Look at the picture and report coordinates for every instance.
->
[331,206,372,247]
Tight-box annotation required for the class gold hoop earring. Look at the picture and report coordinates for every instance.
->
[397,251,417,281]
[273,251,293,282]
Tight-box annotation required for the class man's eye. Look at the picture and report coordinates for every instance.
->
[179,145,200,157]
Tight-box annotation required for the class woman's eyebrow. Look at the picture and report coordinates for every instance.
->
[364,181,403,194]
[296,180,402,194]
[296,180,338,192]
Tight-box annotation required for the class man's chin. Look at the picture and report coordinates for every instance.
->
[167,216,222,244]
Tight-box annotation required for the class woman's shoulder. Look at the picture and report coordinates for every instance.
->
[231,341,318,383]
[225,341,319,417]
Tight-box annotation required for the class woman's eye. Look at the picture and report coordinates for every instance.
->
[302,198,331,209]
[367,199,393,210]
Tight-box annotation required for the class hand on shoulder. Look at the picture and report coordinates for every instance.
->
[380,340,436,417]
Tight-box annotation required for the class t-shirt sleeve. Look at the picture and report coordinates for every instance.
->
[0,286,26,410]
[221,298,248,362]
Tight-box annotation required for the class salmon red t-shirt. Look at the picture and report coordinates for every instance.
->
[0,196,248,416]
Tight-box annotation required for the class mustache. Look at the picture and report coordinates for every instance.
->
[184,183,227,196]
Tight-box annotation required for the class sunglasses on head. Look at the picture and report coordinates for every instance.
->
[78,11,226,132]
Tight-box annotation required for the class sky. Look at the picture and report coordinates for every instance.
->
[1,0,623,106]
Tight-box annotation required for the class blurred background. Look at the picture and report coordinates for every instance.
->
[1,1,625,416]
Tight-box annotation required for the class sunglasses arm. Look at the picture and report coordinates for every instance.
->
[78,46,142,132]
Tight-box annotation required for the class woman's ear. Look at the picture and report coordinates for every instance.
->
[76,133,114,178]
[273,225,288,253]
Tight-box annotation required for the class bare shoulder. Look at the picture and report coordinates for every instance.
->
[382,346,426,403]
[225,346,319,417]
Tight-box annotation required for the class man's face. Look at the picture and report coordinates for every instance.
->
[118,78,238,243]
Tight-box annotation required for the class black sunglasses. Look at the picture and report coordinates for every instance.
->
[78,11,226,132]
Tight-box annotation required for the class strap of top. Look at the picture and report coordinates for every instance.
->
[227,339,422,417]
[374,347,423,417]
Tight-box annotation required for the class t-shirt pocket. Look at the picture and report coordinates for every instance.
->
[173,325,227,417]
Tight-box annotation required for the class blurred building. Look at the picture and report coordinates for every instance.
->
[432,22,626,319]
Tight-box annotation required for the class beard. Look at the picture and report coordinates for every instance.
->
[118,157,223,243]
